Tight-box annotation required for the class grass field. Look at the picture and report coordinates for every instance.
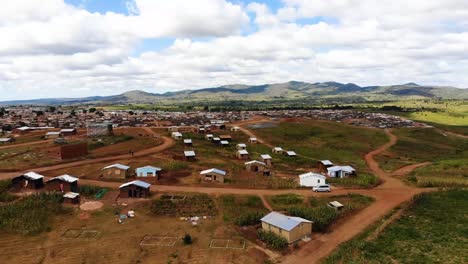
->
[376,127,468,187]
[324,189,468,264]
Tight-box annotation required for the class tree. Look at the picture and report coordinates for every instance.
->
[89,107,97,113]
[183,234,192,245]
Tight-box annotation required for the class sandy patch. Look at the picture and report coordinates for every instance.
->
[80,201,104,211]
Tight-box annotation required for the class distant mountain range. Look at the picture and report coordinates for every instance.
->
[1,81,467,106]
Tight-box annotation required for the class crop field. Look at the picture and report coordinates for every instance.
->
[324,189,468,264]
[217,195,267,225]
[251,120,387,171]
[376,127,468,187]
[0,192,265,264]
[265,193,374,232]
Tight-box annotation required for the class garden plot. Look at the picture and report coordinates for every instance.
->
[139,235,179,247]
[209,239,246,250]
[62,229,101,240]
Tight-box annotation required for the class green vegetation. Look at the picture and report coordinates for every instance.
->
[268,193,304,211]
[252,120,387,186]
[257,230,289,250]
[218,195,267,225]
[0,193,70,235]
[79,185,103,197]
[327,174,380,188]
[151,194,217,216]
[324,190,468,264]
[0,180,17,202]
[377,127,468,187]
[288,206,338,232]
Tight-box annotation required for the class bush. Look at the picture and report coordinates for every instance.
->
[79,185,102,197]
[183,234,192,245]
[235,211,264,226]
[257,230,288,250]
[287,206,338,232]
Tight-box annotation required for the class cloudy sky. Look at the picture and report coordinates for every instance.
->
[1,0,468,100]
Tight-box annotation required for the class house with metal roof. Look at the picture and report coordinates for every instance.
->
[327,165,356,178]
[244,160,267,172]
[298,172,327,187]
[0,137,16,144]
[236,143,247,150]
[11,172,45,190]
[183,139,193,146]
[260,154,272,166]
[102,163,131,179]
[272,147,283,154]
[184,150,196,161]
[136,166,162,178]
[119,180,151,198]
[171,132,183,139]
[46,174,79,192]
[284,151,297,157]
[318,160,334,172]
[236,149,249,160]
[63,192,80,204]
[261,212,312,243]
[248,137,258,144]
[200,168,226,183]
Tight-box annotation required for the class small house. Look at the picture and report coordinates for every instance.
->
[212,137,221,144]
[119,180,151,198]
[102,164,131,179]
[60,128,77,136]
[261,212,312,243]
[11,172,44,190]
[172,132,183,140]
[248,137,258,144]
[205,134,214,140]
[220,140,229,147]
[328,201,344,210]
[45,131,62,139]
[244,160,267,172]
[200,168,226,183]
[184,139,193,146]
[46,174,79,192]
[236,143,247,150]
[135,166,162,178]
[327,166,356,178]
[198,127,206,133]
[0,138,15,144]
[184,150,196,161]
[284,151,297,157]
[260,154,272,166]
[236,149,249,160]
[272,147,283,154]
[230,126,240,132]
[318,160,334,173]
[63,192,80,204]
[298,172,326,187]
[219,135,232,142]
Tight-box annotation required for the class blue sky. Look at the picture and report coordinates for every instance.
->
[0,0,467,100]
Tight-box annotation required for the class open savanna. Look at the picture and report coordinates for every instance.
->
[376,127,468,187]
[324,189,468,264]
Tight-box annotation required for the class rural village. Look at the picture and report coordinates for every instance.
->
[0,105,464,264]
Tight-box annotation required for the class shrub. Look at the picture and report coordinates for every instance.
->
[235,211,264,226]
[183,234,192,245]
[287,206,338,232]
[79,185,102,197]
[257,230,288,250]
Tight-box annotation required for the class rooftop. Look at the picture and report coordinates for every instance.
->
[261,212,312,231]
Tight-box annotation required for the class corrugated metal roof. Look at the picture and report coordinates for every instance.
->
[220,140,229,144]
[244,160,266,166]
[136,166,162,172]
[327,166,355,173]
[261,212,311,231]
[238,150,249,155]
[286,151,297,156]
[23,172,44,180]
[184,139,192,143]
[298,172,326,179]
[49,174,78,183]
[200,168,226,176]
[261,154,272,159]
[102,163,130,170]
[320,160,333,166]
[63,192,80,199]
[119,180,151,189]
[184,150,196,156]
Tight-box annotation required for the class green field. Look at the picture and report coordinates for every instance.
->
[251,120,387,185]
[324,189,468,264]
[376,127,468,187]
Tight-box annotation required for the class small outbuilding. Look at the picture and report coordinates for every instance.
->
[184,139,193,146]
[102,164,131,179]
[212,137,221,144]
[205,134,214,140]
[171,132,183,140]
[11,172,45,190]
[318,160,334,173]
[46,174,79,192]
[230,126,240,132]
[236,143,247,150]
[220,140,229,146]
[298,172,327,187]
[119,180,151,198]
[0,138,16,144]
[63,192,80,204]
[200,168,226,183]
[168,126,179,132]
[260,154,272,166]
[219,135,232,142]
[184,150,196,161]
[284,151,297,157]
[261,212,312,243]
[45,131,62,139]
[248,137,258,144]
[236,149,249,160]
[272,147,283,154]
[135,166,162,178]
[328,201,344,210]
[60,128,77,136]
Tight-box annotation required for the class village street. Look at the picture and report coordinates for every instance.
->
[0,122,433,263]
